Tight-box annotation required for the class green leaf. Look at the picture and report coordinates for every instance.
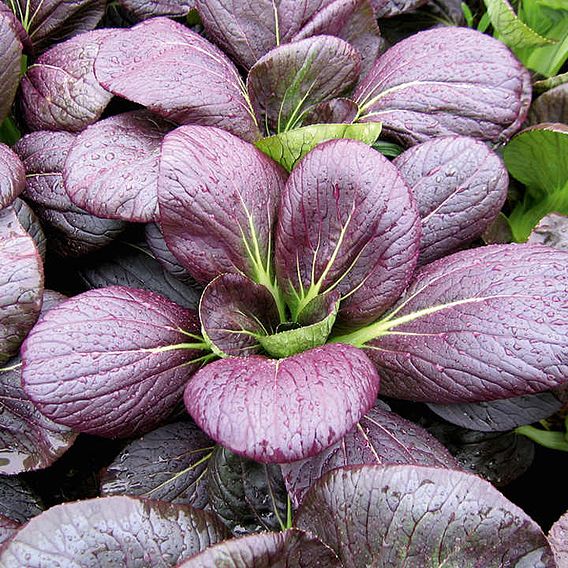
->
[533,71,568,93]
[461,2,475,27]
[372,140,403,158]
[0,117,20,146]
[477,11,492,32]
[516,425,568,451]
[255,122,382,172]
[504,124,568,241]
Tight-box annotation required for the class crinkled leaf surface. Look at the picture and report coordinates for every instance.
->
[64,111,174,222]
[117,0,195,19]
[200,274,280,357]
[302,98,358,126]
[247,36,360,135]
[0,476,42,545]
[255,122,382,171]
[394,136,509,264]
[354,27,532,145]
[0,144,24,211]
[76,240,202,310]
[294,464,555,567]
[276,139,420,326]
[207,446,288,535]
[20,30,114,133]
[0,496,228,567]
[0,208,43,364]
[282,401,459,508]
[184,343,380,463]
[528,212,568,250]
[159,125,286,283]
[428,392,562,432]
[94,17,259,143]
[11,199,46,261]
[22,286,204,438]
[527,84,568,125]
[14,130,125,257]
[361,245,568,403]
[0,3,29,51]
[100,421,214,509]
[371,0,427,17]
[549,511,568,567]
[0,9,22,125]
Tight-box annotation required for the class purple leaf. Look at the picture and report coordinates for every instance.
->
[549,511,568,567]
[200,274,280,357]
[0,207,43,364]
[21,286,205,438]
[158,125,286,284]
[528,213,568,251]
[0,476,42,546]
[247,36,360,135]
[295,464,555,566]
[19,30,114,133]
[275,139,420,326]
[0,9,22,124]
[94,17,260,143]
[100,421,214,509]
[363,244,568,403]
[0,144,25,211]
[64,111,174,222]
[282,401,459,507]
[303,98,359,125]
[184,343,380,463]
[527,84,568,126]
[354,27,532,145]
[117,0,195,19]
[0,496,228,566]
[177,529,341,567]
[11,199,46,262]
[370,0,427,17]
[13,131,125,257]
[0,4,30,53]
[393,136,509,264]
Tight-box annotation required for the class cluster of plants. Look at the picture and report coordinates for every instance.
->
[0,0,567,565]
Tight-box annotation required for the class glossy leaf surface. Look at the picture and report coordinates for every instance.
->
[528,212,568,250]
[549,511,568,567]
[0,8,22,124]
[0,144,24,211]
[0,476,42,545]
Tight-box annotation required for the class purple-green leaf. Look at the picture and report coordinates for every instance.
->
[527,84,568,125]
[184,343,380,463]
[354,27,532,145]
[22,286,205,438]
[0,9,22,124]
[94,17,260,143]
[294,464,555,566]
[0,144,25,211]
[64,111,174,222]
[394,136,508,264]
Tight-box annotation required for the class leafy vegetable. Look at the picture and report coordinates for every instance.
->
[527,83,568,125]
[0,7,22,125]
[117,0,195,19]
[548,510,568,566]
[0,475,42,545]
[528,212,568,250]
[0,143,25,210]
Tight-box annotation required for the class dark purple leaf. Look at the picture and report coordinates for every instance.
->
[247,36,360,135]
[371,0,427,17]
[428,392,562,432]
[20,30,114,133]
[0,4,30,52]
[0,207,43,364]
[75,240,202,310]
[94,17,260,143]
[0,496,228,566]
[0,518,18,547]
[275,139,420,326]
[303,98,358,125]
[528,213,568,251]
[117,0,195,19]
[295,464,555,566]
[354,27,532,146]
[0,144,24,211]
[178,529,341,567]
[207,446,288,535]
[393,136,509,264]
[0,9,22,124]
[482,212,514,245]
[13,130,125,257]
[549,511,568,567]
[158,125,286,284]
[282,401,459,508]
[200,274,279,357]
[100,421,214,509]
[184,343,380,463]
[363,245,568,403]
[527,84,568,126]
[0,476,42,545]
[11,199,46,261]
[22,286,205,438]
[63,111,174,222]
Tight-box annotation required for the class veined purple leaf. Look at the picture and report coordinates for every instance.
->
[94,17,260,143]
[527,84,568,125]
[303,98,359,125]
[282,401,459,508]
[0,476,42,546]
[64,111,174,222]
[0,4,30,52]
[428,392,562,432]
[0,144,25,211]
[528,213,568,250]
[247,36,360,135]
[158,125,287,285]
[11,199,46,262]
[0,207,43,364]
[13,130,125,257]
[355,244,568,403]
[207,446,288,535]
[20,30,114,133]
[200,274,280,357]
[0,8,22,124]
[184,343,380,463]
[275,139,420,326]
[117,0,195,19]
[549,511,568,567]
[100,421,214,509]
[354,27,532,145]
[370,0,427,17]
[178,529,341,567]
[22,286,205,438]
[393,136,508,264]
[0,496,228,567]
[294,465,554,566]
